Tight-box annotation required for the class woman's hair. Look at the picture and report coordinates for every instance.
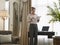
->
[31,7,35,10]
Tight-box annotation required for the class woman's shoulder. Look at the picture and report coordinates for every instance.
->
[28,13,31,16]
[28,14,31,17]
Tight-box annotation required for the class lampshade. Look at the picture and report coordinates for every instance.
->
[0,10,8,30]
[0,10,8,17]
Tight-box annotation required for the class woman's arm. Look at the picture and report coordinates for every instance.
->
[27,14,32,23]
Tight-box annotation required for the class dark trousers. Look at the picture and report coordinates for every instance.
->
[29,24,38,45]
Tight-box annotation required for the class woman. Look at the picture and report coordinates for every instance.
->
[27,7,40,45]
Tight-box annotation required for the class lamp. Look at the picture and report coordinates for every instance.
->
[0,10,8,30]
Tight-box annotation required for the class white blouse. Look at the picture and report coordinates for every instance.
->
[27,14,40,24]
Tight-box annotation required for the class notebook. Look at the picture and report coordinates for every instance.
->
[42,26,49,31]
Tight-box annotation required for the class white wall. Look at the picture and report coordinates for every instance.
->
[0,0,5,30]
[0,0,5,10]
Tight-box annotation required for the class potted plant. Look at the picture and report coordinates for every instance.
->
[47,2,60,23]
[47,2,60,35]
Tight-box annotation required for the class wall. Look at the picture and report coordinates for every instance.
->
[0,0,5,30]
[0,0,5,10]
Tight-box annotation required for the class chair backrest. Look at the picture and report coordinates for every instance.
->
[0,31,12,35]
[42,26,49,31]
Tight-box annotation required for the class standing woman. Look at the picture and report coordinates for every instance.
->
[27,7,40,45]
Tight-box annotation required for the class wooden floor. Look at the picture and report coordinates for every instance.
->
[0,36,53,45]
[38,35,53,45]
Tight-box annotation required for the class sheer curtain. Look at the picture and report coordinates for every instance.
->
[5,1,9,30]
[32,0,60,35]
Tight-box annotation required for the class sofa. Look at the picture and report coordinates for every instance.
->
[0,31,12,44]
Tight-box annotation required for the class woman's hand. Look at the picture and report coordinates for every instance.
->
[37,16,41,22]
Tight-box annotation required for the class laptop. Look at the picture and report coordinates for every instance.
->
[42,26,49,31]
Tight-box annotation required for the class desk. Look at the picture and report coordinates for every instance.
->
[28,31,55,38]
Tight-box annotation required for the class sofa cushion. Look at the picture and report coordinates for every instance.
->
[0,34,12,43]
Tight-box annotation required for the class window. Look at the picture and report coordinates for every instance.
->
[32,0,60,35]
[5,0,9,30]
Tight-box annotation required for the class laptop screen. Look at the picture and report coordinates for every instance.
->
[42,26,49,31]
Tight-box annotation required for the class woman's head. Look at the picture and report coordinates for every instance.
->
[31,7,35,14]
